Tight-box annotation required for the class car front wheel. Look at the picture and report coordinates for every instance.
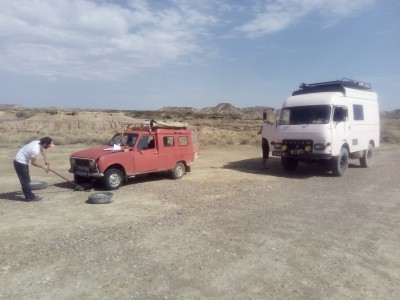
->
[103,168,124,190]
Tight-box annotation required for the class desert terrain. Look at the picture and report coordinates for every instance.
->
[0,107,399,299]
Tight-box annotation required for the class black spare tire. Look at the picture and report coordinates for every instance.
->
[88,192,115,204]
[30,181,49,190]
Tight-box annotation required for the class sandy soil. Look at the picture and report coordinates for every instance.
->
[0,144,399,299]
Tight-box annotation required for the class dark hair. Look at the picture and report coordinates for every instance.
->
[40,137,53,146]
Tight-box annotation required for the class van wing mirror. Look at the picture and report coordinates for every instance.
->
[263,108,276,123]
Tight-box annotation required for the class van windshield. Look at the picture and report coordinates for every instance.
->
[279,105,331,125]
[108,133,138,147]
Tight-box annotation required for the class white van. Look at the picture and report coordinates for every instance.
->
[269,78,380,176]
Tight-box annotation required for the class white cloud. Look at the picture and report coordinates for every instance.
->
[0,0,377,80]
[0,0,213,80]
[236,0,376,37]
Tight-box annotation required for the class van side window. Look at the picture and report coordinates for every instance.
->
[179,136,189,146]
[333,106,347,122]
[163,136,174,147]
[353,105,364,121]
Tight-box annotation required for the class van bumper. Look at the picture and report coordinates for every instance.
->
[272,151,332,160]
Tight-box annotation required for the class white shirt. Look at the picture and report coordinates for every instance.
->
[14,140,41,165]
[261,122,276,141]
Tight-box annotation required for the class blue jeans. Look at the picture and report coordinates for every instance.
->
[13,160,35,200]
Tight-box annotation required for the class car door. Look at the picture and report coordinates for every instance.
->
[133,134,159,173]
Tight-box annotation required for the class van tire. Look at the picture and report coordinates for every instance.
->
[332,147,349,176]
[172,162,185,179]
[103,168,123,190]
[281,158,299,172]
[360,143,374,168]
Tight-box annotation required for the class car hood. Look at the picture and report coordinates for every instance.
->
[70,145,122,160]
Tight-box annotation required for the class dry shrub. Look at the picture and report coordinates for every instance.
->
[381,119,400,143]
[15,110,37,119]
[54,132,111,146]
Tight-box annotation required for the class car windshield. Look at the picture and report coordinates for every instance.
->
[108,133,138,147]
[279,105,331,125]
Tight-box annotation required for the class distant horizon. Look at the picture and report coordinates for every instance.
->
[1,102,398,113]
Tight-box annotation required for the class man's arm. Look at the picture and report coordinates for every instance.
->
[31,157,49,172]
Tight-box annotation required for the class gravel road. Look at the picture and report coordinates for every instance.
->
[0,144,399,299]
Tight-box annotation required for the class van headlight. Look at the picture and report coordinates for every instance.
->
[314,143,326,150]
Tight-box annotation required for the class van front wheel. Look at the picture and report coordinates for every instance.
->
[360,143,374,168]
[281,158,299,172]
[332,147,349,176]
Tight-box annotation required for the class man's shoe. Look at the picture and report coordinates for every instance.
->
[27,196,42,202]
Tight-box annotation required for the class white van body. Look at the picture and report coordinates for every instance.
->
[269,79,380,176]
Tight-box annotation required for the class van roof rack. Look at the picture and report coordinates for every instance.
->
[292,78,371,96]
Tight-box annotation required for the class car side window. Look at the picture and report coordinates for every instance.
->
[163,136,174,147]
[179,136,189,146]
[138,135,155,149]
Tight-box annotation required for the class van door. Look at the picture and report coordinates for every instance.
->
[332,106,350,156]
[134,135,159,173]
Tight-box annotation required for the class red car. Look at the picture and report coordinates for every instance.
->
[69,120,199,190]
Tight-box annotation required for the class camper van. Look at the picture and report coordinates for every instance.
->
[268,78,380,176]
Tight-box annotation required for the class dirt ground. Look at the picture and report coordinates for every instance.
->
[0,144,399,299]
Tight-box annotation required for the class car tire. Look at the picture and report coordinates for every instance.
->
[88,192,115,204]
[29,181,49,190]
[172,162,185,179]
[103,168,124,190]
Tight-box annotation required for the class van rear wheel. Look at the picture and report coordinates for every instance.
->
[332,147,349,176]
[360,143,374,168]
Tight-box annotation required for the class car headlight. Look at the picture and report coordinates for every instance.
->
[281,145,288,151]
[304,145,312,152]
[274,143,282,149]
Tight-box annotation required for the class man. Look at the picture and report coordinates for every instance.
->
[14,137,55,201]
[258,110,276,169]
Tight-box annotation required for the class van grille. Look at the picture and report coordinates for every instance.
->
[282,139,313,150]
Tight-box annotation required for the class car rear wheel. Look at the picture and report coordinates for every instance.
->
[172,162,185,179]
[103,168,123,190]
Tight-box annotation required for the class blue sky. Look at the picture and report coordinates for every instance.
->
[0,0,399,111]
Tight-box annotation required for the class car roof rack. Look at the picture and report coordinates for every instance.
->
[122,120,188,132]
[292,78,371,96]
